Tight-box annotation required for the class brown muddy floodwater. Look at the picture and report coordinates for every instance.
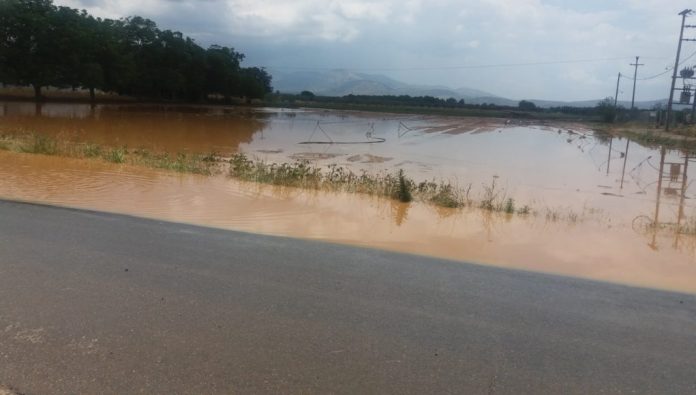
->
[1,102,696,294]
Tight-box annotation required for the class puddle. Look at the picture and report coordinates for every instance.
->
[1,103,696,294]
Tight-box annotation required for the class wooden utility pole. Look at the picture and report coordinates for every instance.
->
[666,9,693,131]
[614,72,621,107]
[620,140,630,189]
[630,56,644,109]
[650,147,667,250]
[606,137,613,175]
[691,84,696,122]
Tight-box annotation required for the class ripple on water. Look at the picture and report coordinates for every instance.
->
[2,147,696,295]
[0,151,317,229]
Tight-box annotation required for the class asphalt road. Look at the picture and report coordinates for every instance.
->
[0,199,695,394]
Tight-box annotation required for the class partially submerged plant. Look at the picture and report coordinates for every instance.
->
[429,183,464,208]
[0,132,552,217]
[395,169,413,203]
[504,198,515,214]
[480,179,500,211]
[106,147,126,163]
[21,133,57,155]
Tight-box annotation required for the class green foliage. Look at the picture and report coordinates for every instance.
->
[480,179,503,211]
[240,67,273,101]
[225,154,548,214]
[518,100,537,111]
[82,143,102,157]
[0,0,273,101]
[395,169,413,203]
[0,133,553,215]
[428,183,465,208]
[596,97,618,123]
[229,154,418,203]
[106,147,126,163]
[504,198,515,214]
[20,133,57,155]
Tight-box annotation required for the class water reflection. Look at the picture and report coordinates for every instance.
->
[0,102,267,153]
[629,147,696,253]
[390,200,410,227]
[2,104,696,292]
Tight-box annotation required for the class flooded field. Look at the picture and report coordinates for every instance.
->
[1,102,696,293]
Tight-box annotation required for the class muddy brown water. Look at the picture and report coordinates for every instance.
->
[1,102,696,294]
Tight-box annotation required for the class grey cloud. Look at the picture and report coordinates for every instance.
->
[52,0,696,101]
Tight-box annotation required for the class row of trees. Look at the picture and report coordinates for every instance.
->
[285,92,546,112]
[292,93,488,109]
[0,0,272,102]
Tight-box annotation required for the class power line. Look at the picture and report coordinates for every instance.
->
[265,56,637,72]
[620,49,696,81]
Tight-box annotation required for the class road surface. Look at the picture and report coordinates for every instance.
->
[0,199,695,394]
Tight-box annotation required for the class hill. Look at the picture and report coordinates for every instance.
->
[271,69,667,110]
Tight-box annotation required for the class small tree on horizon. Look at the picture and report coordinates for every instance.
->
[300,90,315,99]
[596,97,619,123]
[518,100,537,111]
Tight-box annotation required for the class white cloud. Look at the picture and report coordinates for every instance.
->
[51,0,696,100]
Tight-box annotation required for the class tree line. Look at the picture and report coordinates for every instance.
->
[280,92,545,112]
[0,0,272,102]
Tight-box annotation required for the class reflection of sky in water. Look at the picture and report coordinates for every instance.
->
[2,103,696,292]
[1,102,693,224]
[243,111,693,224]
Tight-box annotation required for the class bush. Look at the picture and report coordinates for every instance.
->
[395,169,412,202]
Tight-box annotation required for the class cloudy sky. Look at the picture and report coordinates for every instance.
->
[54,0,696,101]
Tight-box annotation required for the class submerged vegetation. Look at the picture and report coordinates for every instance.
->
[0,131,595,221]
[228,152,535,214]
[0,132,216,175]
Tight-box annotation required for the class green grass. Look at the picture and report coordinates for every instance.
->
[20,133,57,155]
[82,143,102,158]
[395,169,412,203]
[106,147,126,163]
[229,153,539,213]
[0,132,216,175]
[427,182,468,208]
[480,179,505,211]
[504,198,515,214]
[0,132,597,220]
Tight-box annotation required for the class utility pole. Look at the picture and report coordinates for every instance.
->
[666,9,693,131]
[691,83,696,122]
[630,56,644,109]
[620,140,630,189]
[606,137,613,175]
[614,72,621,107]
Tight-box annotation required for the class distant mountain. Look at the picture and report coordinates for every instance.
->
[271,69,666,110]
[272,69,500,100]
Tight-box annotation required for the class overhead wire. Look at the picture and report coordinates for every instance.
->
[620,49,696,81]
[266,56,639,72]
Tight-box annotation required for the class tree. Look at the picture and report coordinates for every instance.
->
[0,0,60,99]
[205,45,244,101]
[300,90,315,99]
[0,0,273,102]
[518,100,537,111]
[240,67,272,100]
[81,63,104,101]
[596,97,618,123]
